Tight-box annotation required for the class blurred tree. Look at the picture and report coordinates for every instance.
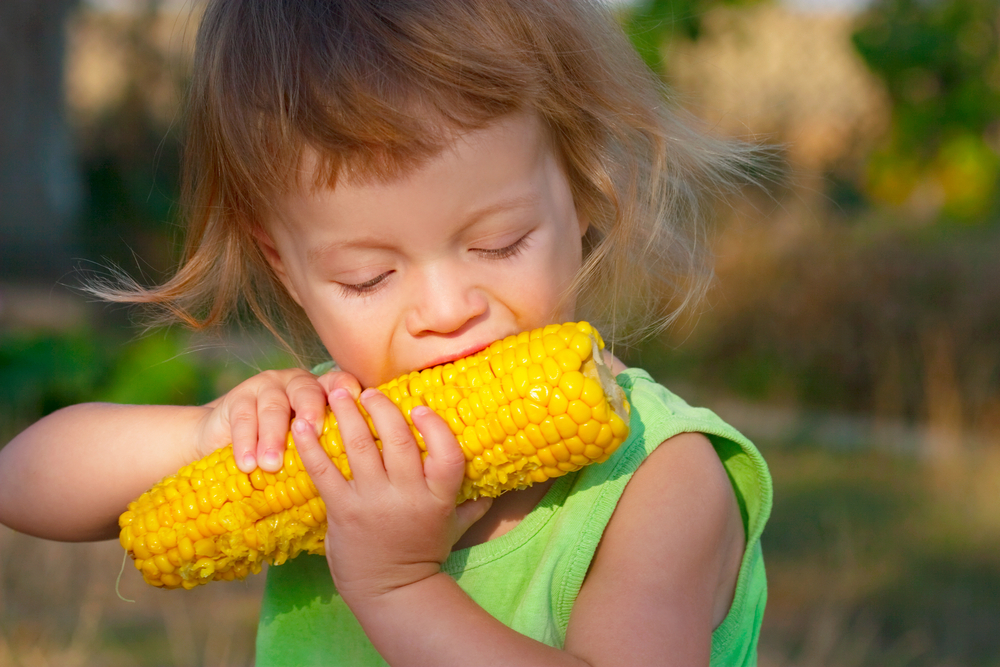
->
[622,0,763,75]
[73,1,188,281]
[0,0,83,281]
[853,0,1000,221]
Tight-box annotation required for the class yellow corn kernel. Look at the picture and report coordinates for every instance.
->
[566,399,591,425]
[548,389,569,416]
[564,436,586,456]
[515,431,536,455]
[554,414,579,439]
[548,442,571,463]
[542,333,565,356]
[285,479,307,506]
[497,405,518,436]
[523,423,547,450]
[555,349,582,372]
[525,399,547,424]
[526,383,551,407]
[558,371,584,400]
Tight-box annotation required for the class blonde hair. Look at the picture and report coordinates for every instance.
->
[98,0,755,360]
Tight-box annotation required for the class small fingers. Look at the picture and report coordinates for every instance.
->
[286,372,329,435]
[410,405,466,503]
[455,496,494,536]
[227,369,327,474]
[254,384,295,472]
[358,388,423,488]
[230,398,267,474]
[329,387,387,490]
[318,371,362,402]
[291,417,347,499]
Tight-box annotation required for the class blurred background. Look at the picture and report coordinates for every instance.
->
[0,0,998,664]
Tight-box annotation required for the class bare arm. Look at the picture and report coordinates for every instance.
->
[0,402,209,541]
[564,432,746,665]
[0,367,351,543]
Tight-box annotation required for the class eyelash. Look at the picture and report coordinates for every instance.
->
[478,234,530,260]
[339,273,391,297]
[338,235,530,297]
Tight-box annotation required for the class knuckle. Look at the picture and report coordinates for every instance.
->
[301,449,331,474]
[333,504,365,526]
[258,399,291,415]
[289,377,325,398]
[229,407,257,427]
[344,432,375,453]
[256,369,282,384]
[231,439,251,455]
[440,447,466,467]
[381,429,414,450]
[322,370,359,388]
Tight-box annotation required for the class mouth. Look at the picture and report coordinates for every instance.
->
[420,340,495,371]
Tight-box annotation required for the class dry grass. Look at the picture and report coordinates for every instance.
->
[759,445,1000,667]
[0,527,263,667]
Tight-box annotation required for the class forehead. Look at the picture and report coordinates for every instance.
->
[268,113,563,239]
[293,112,553,194]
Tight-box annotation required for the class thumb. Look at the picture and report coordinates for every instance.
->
[454,496,494,536]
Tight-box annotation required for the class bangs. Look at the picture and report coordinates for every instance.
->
[189,0,574,215]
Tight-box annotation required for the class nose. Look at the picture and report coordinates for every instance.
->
[405,262,488,336]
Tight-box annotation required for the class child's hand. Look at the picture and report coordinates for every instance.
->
[201,368,361,473]
[292,386,493,605]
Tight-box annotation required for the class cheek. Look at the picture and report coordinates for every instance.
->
[313,311,395,384]
[512,241,583,320]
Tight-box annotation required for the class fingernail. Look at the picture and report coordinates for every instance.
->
[262,450,282,468]
[331,387,351,401]
[411,406,431,418]
[292,418,310,434]
[360,388,379,400]
[242,453,256,470]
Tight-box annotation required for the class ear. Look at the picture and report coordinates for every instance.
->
[576,208,590,238]
[253,224,303,305]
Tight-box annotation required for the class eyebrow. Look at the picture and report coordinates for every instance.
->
[306,192,542,264]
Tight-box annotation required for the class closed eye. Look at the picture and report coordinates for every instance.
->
[476,234,531,260]
[340,272,392,297]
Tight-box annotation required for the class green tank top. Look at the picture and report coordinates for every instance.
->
[256,368,772,666]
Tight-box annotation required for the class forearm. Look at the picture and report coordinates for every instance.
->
[0,402,209,541]
[348,572,591,667]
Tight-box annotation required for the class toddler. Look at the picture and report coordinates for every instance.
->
[0,0,771,665]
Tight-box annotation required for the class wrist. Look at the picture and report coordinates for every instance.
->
[189,404,221,460]
[342,569,456,642]
[334,560,445,612]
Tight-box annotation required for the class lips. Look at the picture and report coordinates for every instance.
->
[419,339,497,371]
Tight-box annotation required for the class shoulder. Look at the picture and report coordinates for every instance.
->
[564,430,745,665]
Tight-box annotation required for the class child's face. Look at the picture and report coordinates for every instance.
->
[260,113,588,387]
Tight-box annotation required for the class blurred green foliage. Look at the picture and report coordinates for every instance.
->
[853,0,1000,220]
[0,326,293,444]
[622,0,761,74]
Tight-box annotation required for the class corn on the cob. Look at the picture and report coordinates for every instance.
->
[119,322,629,589]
